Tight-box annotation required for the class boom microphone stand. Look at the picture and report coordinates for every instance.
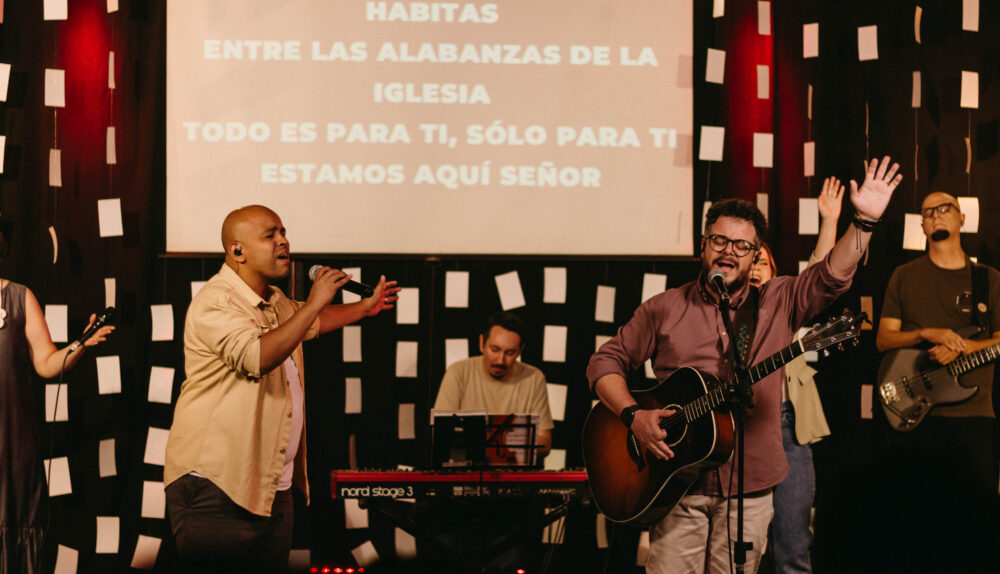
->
[715,281,754,572]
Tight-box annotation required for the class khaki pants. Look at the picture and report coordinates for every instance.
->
[646,492,773,574]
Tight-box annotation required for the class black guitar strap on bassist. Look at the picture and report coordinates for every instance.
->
[972,263,991,335]
[970,263,999,425]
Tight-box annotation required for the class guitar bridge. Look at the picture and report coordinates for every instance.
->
[898,397,931,430]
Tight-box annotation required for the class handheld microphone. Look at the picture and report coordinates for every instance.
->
[68,307,115,353]
[707,269,729,302]
[308,265,375,298]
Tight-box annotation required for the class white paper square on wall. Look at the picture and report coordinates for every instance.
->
[699,126,725,162]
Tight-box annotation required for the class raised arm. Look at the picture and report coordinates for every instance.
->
[813,177,844,262]
[828,156,902,277]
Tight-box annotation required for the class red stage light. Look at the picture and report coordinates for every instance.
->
[309,569,318,574]
[516,570,526,574]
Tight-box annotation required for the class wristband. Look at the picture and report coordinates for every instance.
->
[619,404,641,428]
[852,214,879,232]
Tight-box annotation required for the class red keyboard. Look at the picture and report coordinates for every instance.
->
[330,469,589,500]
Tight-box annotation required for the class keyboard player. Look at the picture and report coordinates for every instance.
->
[433,311,553,459]
[428,311,554,572]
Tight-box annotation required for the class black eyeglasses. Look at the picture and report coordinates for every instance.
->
[920,202,960,220]
[703,234,758,257]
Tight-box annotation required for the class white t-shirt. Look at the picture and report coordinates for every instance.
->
[278,356,304,491]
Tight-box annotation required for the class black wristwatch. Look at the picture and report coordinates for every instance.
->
[619,405,641,428]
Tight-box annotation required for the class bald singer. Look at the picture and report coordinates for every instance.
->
[164,205,401,572]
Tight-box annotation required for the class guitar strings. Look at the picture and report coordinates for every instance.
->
[652,316,859,433]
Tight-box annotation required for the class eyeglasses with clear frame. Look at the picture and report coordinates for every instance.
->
[920,203,960,220]
[703,234,758,257]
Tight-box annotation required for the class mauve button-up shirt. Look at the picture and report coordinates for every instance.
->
[586,257,853,495]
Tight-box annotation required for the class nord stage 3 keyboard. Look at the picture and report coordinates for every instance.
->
[330,469,589,500]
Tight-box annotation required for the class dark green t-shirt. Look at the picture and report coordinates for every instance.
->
[881,255,1000,418]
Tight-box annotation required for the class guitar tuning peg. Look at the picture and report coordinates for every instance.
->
[851,338,860,347]
[837,343,845,352]
[822,349,831,358]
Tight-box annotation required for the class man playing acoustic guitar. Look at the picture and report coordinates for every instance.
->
[586,157,900,573]
[875,191,999,571]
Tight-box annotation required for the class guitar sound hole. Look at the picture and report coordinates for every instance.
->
[662,403,687,448]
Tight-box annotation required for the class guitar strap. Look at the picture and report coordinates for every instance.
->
[972,263,991,334]
[732,285,760,371]
[970,263,999,428]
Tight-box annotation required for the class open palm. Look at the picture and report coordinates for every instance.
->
[817,177,844,221]
[849,156,901,220]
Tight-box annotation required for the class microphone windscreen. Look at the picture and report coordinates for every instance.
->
[308,265,323,281]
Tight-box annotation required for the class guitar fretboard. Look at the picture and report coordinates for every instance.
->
[681,339,806,422]
[948,341,1000,377]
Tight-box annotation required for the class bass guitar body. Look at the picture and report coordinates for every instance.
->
[582,367,734,526]
[877,347,979,431]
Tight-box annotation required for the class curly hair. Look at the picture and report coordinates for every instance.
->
[704,198,769,245]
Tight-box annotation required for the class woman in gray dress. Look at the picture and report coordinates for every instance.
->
[0,278,114,572]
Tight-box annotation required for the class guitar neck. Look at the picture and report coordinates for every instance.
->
[948,341,1000,376]
[688,340,805,416]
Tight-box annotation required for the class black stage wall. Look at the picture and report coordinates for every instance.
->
[0,1,997,572]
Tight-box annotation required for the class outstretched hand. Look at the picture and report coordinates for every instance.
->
[818,177,845,221]
[849,156,902,221]
[365,275,401,317]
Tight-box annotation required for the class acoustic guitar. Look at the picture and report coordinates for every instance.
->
[582,311,864,526]
[878,326,1000,431]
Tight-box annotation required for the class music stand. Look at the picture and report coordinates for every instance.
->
[430,409,488,468]
[484,413,540,468]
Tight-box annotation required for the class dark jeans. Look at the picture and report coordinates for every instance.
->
[770,401,814,574]
[165,474,294,573]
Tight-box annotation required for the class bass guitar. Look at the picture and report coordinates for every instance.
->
[582,311,864,526]
[878,326,1000,431]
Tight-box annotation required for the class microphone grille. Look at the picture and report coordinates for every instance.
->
[707,269,725,283]
[308,265,323,281]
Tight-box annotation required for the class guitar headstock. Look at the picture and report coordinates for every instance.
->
[800,310,867,353]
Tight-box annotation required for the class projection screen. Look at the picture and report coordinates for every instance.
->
[166,0,694,255]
